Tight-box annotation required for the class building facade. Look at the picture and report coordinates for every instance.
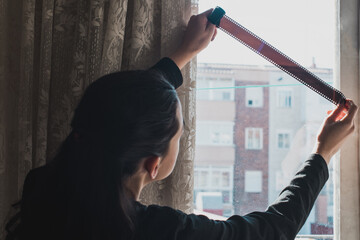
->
[194,62,334,234]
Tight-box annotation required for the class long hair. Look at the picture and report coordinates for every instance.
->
[8,69,180,240]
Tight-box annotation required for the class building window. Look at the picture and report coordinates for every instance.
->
[245,171,262,193]
[212,78,234,101]
[197,121,234,146]
[194,166,234,208]
[211,171,221,187]
[277,132,291,149]
[277,89,292,108]
[195,171,208,187]
[194,166,233,189]
[197,77,235,101]
[222,172,230,187]
[245,128,263,149]
[197,77,211,100]
[222,92,231,100]
[246,87,263,107]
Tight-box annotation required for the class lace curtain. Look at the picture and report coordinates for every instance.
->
[0,0,197,236]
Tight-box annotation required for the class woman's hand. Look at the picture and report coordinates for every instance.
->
[313,99,358,164]
[169,9,217,69]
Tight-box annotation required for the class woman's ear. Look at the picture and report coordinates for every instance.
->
[144,156,161,180]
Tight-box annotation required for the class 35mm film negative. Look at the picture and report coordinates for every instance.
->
[208,7,346,106]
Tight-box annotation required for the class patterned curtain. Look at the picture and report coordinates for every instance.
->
[0,0,197,237]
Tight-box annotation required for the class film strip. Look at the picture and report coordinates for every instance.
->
[208,7,346,105]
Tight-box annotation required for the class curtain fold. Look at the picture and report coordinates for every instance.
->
[0,0,196,237]
[139,0,196,212]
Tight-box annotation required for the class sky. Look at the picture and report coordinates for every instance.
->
[197,0,336,69]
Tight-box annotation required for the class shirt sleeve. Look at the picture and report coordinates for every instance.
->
[149,57,183,89]
[137,154,329,240]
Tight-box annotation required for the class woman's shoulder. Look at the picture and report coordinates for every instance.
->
[22,164,56,197]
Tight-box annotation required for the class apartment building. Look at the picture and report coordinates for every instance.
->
[194,62,333,234]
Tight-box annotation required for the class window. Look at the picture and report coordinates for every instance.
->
[222,172,230,187]
[193,0,360,238]
[211,171,221,187]
[222,92,231,100]
[198,171,208,187]
[197,77,235,101]
[245,171,262,193]
[212,78,234,101]
[196,121,234,146]
[197,77,211,100]
[246,87,263,107]
[276,89,292,108]
[194,166,233,189]
[194,166,234,215]
[277,131,291,149]
[245,128,263,150]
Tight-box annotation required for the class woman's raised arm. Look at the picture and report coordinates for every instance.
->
[169,9,217,69]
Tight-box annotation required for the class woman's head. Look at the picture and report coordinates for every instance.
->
[55,69,182,239]
[71,69,181,179]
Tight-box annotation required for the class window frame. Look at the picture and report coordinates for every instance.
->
[245,87,264,108]
[245,127,263,150]
[276,87,293,108]
[194,165,234,207]
[196,121,235,146]
[276,130,292,149]
[197,77,235,101]
[334,0,360,239]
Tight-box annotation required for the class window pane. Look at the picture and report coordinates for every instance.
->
[277,89,293,108]
[278,132,291,149]
[245,128,263,149]
[196,122,234,146]
[222,172,230,187]
[246,87,264,107]
[212,171,221,187]
[193,0,335,237]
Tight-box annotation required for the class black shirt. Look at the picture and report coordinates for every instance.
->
[133,154,328,240]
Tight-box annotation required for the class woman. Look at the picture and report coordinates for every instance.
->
[8,9,358,240]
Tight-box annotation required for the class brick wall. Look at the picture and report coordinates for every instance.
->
[234,80,269,215]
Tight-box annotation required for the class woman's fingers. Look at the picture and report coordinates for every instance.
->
[168,9,217,69]
[211,28,217,41]
[327,100,358,123]
[343,100,358,123]
[314,99,358,163]
[327,103,346,122]
[202,8,214,17]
